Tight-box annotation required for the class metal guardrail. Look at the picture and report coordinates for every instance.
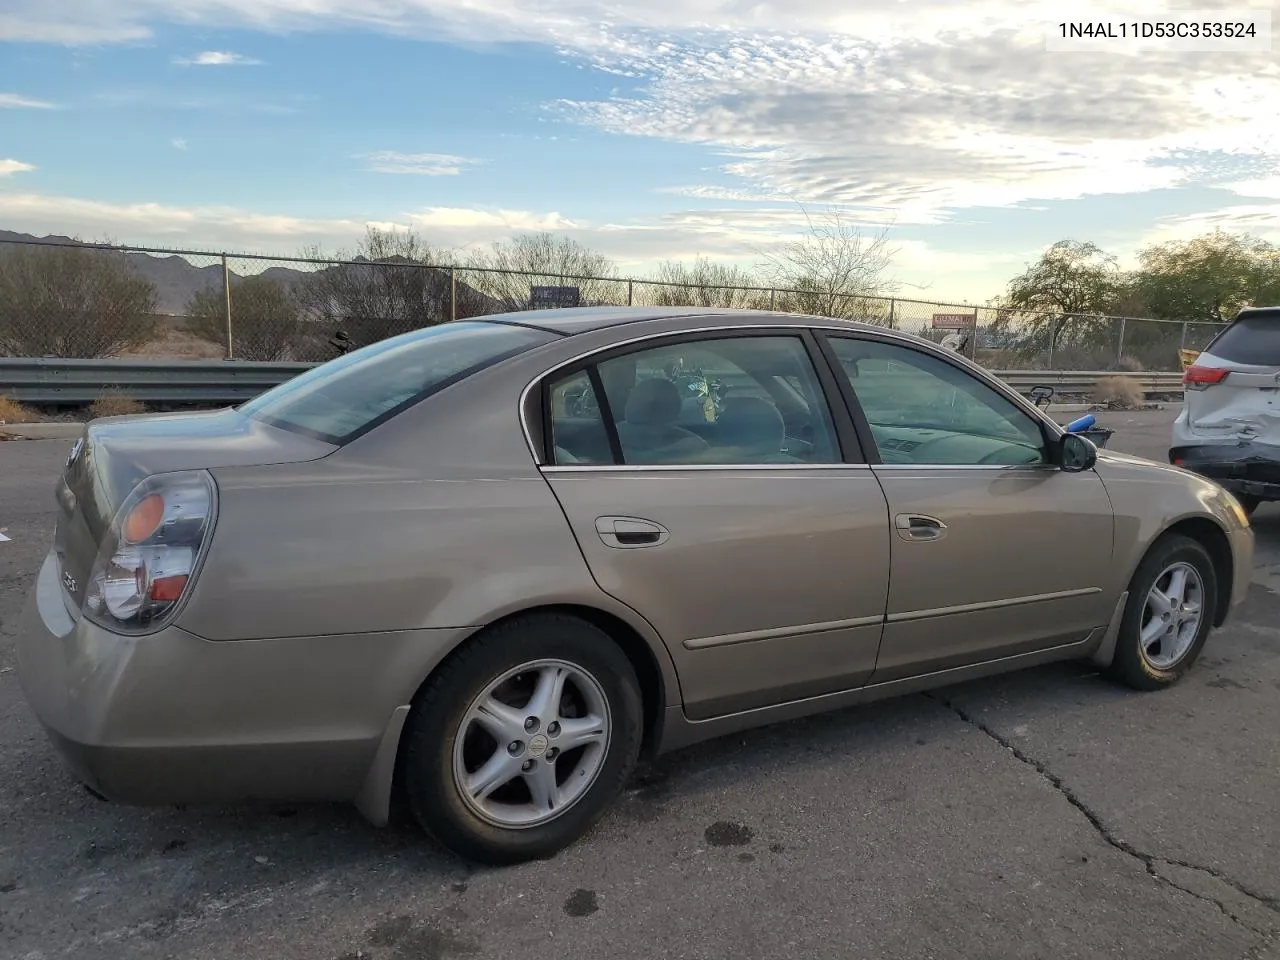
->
[997,370,1185,394]
[0,358,314,405]
[0,358,1185,406]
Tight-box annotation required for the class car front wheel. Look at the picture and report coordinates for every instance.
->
[1106,534,1219,691]
[401,612,643,864]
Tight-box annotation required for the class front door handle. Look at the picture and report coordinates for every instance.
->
[895,513,947,542]
[595,516,670,549]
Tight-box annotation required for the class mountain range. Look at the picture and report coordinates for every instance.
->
[0,230,487,316]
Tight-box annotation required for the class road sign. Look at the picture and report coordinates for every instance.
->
[932,313,977,329]
[530,286,581,310]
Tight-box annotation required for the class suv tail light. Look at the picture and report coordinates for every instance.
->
[82,471,216,634]
[1183,365,1230,390]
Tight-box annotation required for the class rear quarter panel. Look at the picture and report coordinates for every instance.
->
[174,346,682,706]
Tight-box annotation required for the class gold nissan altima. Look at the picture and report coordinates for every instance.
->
[16,307,1254,864]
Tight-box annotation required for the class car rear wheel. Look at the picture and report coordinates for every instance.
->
[401,612,643,864]
[1106,534,1218,691]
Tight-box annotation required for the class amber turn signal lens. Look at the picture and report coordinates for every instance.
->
[123,493,165,543]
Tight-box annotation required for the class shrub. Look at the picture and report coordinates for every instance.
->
[187,275,306,360]
[1093,375,1145,410]
[87,390,146,419]
[0,245,158,357]
[0,395,36,423]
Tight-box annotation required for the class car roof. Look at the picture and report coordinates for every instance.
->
[1234,306,1280,322]
[482,305,880,337]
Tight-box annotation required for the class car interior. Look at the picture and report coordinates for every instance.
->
[548,338,840,465]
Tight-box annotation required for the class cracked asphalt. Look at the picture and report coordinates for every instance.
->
[1,408,1278,960]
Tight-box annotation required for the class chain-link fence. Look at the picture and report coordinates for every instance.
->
[0,237,1228,370]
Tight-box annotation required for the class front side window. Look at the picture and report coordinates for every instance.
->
[241,321,555,444]
[547,335,841,466]
[827,336,1046,466]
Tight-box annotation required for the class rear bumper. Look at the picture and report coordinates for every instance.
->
[1169,441,1280,502]
[15,550,462,821]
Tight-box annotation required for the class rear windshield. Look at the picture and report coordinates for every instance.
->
[1204,316,1280,366]
[240,321,556,444]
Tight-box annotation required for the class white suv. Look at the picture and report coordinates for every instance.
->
[1170,306,1280,516]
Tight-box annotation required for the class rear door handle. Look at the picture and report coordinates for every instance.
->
[595,516,669,548]
[895,514,947,542]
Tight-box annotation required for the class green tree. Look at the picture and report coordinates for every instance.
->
[187,275,305,361]
[993,240,1123,361]
[0,245,158,358]
[1134,229,1280,323]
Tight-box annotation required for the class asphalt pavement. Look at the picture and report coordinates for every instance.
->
[1,408,1279,960]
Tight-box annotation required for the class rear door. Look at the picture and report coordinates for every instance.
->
[818,332,1116,682]
[1182,314,1280,444]
[538,330,892,721]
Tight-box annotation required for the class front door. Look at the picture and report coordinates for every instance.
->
[822,334,1116,682]
[540,331,891,720]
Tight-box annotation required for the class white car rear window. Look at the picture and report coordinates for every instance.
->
[1203,316,1280,366]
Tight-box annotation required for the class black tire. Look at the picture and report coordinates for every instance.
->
[1105,534,1218,691]
[401,612,643,865]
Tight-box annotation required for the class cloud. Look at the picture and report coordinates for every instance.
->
[361,151,485,176]
[9,0,1278,227]
[0,92,58,109]
[171,137,188,150]
[0,159,36,177]
[173,50,261,66]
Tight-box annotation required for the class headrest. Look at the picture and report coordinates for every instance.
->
[717,396,784,448]
[624,377,683,425]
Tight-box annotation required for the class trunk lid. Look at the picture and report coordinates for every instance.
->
[1184,350,1280,444]
[53,408,336,612]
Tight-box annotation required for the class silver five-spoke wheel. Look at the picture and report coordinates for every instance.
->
[452,659,611,829]
[1140,561,1204,670]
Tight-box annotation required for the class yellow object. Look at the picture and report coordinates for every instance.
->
[1179,348,1200,371]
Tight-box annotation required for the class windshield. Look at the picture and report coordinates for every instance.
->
[240,321,556,444]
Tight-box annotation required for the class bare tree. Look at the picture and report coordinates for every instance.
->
[643,256,771,309]
[0,245,158,357]
[760,208,898,320]
[187,275,306,360]
[466,232,620,309]
[296,227,491,351]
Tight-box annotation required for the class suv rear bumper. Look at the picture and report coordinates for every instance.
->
[1169,441,1280,502]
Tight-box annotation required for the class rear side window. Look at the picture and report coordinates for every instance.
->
[1204,317,1280,365]
[241,321,555,444]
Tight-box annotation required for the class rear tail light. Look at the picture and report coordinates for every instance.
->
[1183,365,1230,390]
[82,471,216,633]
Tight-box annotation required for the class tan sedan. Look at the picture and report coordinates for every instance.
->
[16,307,1254,864]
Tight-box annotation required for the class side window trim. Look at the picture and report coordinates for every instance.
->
[812,332,883,465]
[586,365,625,464]
[798,328,866,465]
[540,327,854,468]
[816,331,1056,469]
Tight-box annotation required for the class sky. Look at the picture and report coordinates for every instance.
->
[2,0,1280,304]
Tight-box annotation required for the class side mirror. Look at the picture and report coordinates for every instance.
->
[1059,432,1098,473]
